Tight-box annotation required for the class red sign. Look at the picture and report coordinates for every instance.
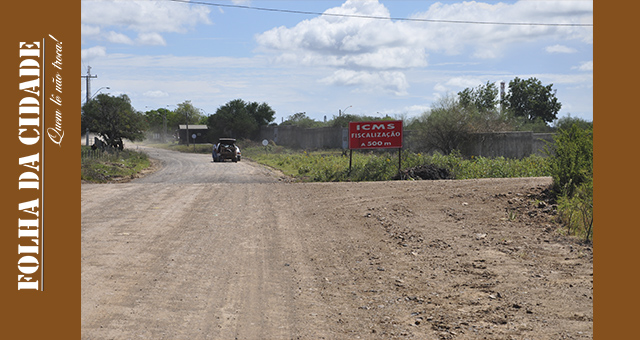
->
[349,120,403,149]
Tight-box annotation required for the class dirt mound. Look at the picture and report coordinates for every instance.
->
[394,164,453,180]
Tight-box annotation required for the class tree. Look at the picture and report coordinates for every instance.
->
[504,77,562,124]
[281,112,324,129]
[554,114,593,131]
[165,109,185,133]
[82,93,146,150]
[247,101,276,129]
[207,99,275,140]
[143,107,188,142]
[458,81,499,112]
[413,95,472,155]
[144,107,170,140]
[143,109,165,135]
[458,81,513,133]
[514,117,555,133]
[175,100,204,145]
[174,101,203,126]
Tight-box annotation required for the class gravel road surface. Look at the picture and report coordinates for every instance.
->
[82,146,592,339]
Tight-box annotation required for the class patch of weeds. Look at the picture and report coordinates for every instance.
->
[81,148,150,183]
[243,145,550,183]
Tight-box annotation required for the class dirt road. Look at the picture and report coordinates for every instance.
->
[82,147,592,339]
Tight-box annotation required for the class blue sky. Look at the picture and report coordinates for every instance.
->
[81,0,593,124]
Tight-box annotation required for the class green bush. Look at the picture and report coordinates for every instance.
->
[557,179,593,241]
[547,124,593,241]
[547,124,593,197]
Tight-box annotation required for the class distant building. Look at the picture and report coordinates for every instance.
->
[177,124,209,144]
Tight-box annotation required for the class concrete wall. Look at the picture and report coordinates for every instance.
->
[532,133,555,157]
[460,132,556,159]
[259,125,555,158]
[259,125,347,149]
[460,131,532,159]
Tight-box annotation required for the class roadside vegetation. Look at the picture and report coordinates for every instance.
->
[81,146,150,183]
[242,141,550,182]
[547,124,593,241]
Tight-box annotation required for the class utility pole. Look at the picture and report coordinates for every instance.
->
[81,66,98,103]
[82,66,98,147]
[185,118,190,147]
[163,106,168,144]
[500,81,506,114]
[182,106,189,147]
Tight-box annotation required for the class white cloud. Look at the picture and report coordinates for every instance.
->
[137,33,167,46]
[433,83,448,93]
[97,53,260,70]
[258,0,592,59]
[472,46,500,59]
[546,44,577,54]
[105,31,134,45]
[256,0,426,95]
[433,77,501,95]
[81,24,101,37]
[574,60,593,72]
[257,0,426,70]
[143,90,169,98]
[320,69,409,95]
[256,0,592,93]
[81,46,107,61]
[402,104,431,118]
[446,77,487,89]
[410,0,593,54]
[81,0,211,46]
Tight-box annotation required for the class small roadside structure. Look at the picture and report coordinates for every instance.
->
[177,125,208,144]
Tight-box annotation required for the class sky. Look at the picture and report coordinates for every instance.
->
[80,0,593,124]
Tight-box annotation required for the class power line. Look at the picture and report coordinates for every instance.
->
[165,0,593,27]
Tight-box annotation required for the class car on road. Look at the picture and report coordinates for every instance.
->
[214,138,241,162]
